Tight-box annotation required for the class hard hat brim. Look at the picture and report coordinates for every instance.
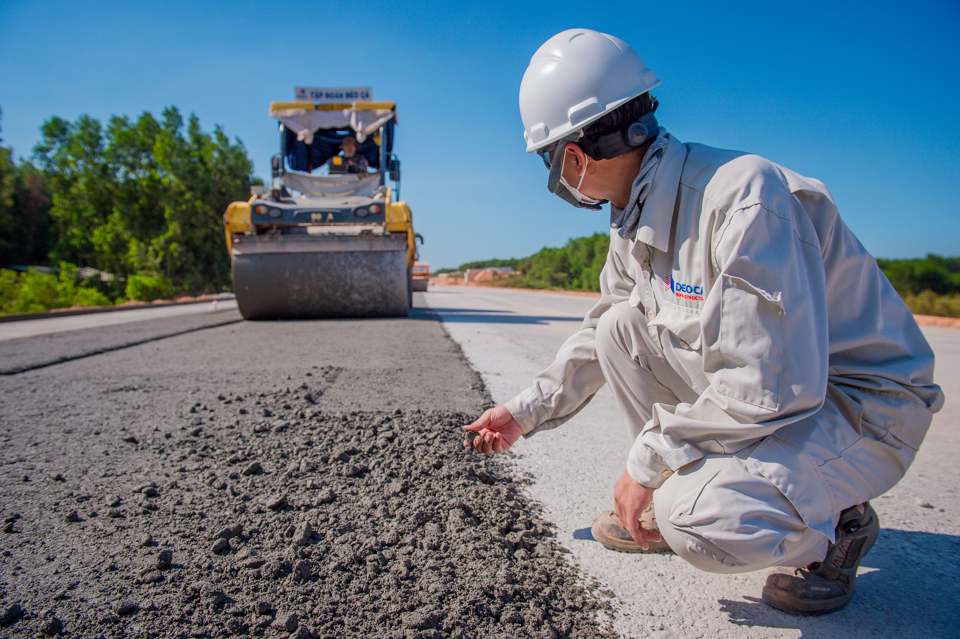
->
[524,83,660,153]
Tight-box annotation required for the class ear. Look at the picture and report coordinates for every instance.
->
[561,143,588,175]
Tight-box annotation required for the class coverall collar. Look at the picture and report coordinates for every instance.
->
[631,133,688,253]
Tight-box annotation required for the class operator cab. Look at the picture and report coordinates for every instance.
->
[271,101,401,195]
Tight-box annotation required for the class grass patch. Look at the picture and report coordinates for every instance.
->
[0,264,113,315]
[899,291,960,318]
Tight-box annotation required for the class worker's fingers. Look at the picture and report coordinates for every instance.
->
[641,528,663,543]
[621,511,648,550]
[466,430,482,451]
[482,433,496,455]
[639,513,663,542]
[613,501,644,547]
[477,432,492,454]
[612,469,658,550]
[463,408,521,455]
[463,410,493,433]
[464,429,494,454]
[464,405,516,433]
[463,429,512,455]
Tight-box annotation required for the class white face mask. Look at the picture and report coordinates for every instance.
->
[559,153,601,206]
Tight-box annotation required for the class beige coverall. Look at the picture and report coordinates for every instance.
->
[504,134,944,572]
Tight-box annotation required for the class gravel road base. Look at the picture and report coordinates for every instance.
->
[0,306,616,638]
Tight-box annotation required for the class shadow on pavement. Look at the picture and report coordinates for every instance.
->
[573,527,596,541]
[719,529,960,638]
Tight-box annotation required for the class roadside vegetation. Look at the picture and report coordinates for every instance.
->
[0,105,258,314]
[875,255,960,318]
[3,102,957,319]
[437,233,610,293]
[0,264,110,314]
[443,235,960,318]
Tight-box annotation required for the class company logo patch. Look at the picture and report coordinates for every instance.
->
[665,274,704,301]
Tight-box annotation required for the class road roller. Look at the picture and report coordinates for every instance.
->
[223,99,421,320]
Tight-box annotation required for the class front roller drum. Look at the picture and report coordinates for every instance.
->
[232,235,410,320]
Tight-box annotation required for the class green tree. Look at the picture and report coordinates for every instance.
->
[469,233,611,292]
[0,108,53,268]
[510,233,610,292]
[458,257,521,271]
[151,108,253,292]
[32,107,254,295]
[33,114,114,270]
[0,109,15,262]
[0,263,111,314]
[10,164,53,266]
[877,254,960,296]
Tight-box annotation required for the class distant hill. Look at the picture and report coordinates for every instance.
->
[437,233,610,293]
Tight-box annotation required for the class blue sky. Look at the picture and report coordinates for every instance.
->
[1,0,958,270]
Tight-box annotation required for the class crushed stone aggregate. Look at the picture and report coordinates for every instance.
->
[0,311,617,638]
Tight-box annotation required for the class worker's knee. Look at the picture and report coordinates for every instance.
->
[653,472,756,574]
[596,302,645,364]
[654,507,760,574]
[653,456,829,574]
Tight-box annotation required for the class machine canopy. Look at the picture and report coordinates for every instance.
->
[271,102,396,173]
[280,172,382,198]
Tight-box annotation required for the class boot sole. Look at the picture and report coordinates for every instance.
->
[760,586,853,617]
[762,503,880,616]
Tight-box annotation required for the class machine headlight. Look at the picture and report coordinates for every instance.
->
[255,205,268,215]
[268,208,282,218]
[355,207,369,218]
[368,204,382,214]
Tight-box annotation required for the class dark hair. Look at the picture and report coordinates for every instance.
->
[583,92,658,138]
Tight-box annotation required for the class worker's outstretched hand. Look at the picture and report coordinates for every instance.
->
[463,406,523,455]
[613,470,662,550]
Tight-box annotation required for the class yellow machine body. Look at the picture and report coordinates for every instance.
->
[223,100,420,320]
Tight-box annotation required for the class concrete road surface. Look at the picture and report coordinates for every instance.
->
[426,284,960,639]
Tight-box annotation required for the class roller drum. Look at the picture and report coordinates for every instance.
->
[231,234,410,320]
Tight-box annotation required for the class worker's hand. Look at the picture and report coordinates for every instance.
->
[463,406,523,455]
[613,470,662,550]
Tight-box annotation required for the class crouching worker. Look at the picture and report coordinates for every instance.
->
[464,29,943,616]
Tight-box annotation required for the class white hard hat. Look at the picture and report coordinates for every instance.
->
[519,29,661,152]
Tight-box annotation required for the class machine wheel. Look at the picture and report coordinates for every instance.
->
[231,235,410,320]
[407,265,413,308]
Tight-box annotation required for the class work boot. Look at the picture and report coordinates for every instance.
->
[591,504,673,554]
[762,502,879,616]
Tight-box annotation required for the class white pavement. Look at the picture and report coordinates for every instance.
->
[426,284,960,639]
